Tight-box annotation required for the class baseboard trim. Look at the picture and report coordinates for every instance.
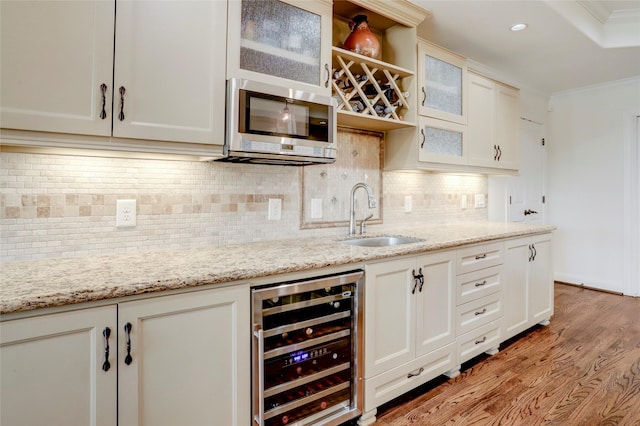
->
[555,280,625,296]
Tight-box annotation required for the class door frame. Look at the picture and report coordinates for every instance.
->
[623,109,640,296]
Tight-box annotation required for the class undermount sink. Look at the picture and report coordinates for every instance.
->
[342,235,424,247]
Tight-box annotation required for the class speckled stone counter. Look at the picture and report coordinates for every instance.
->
[0,222,555,315]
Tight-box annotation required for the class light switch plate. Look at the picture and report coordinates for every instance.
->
[268,198,282,220]
[461,194,468,209]
[310,198,323,219]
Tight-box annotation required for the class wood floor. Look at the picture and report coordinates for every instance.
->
[366,283,640,426]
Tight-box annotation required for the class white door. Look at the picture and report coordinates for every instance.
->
[0,306,117,426]
[118,286,250,426]
[509,120,546,223]
[112,0,227,144]
[0,1,114,136]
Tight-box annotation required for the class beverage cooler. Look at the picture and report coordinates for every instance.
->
[251,271,364,426]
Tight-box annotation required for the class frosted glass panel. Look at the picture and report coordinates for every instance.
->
[425,55,462,115]
[240,0,321,86]
[424,126,463,157]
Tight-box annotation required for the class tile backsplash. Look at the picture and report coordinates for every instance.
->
[1,135,487,261]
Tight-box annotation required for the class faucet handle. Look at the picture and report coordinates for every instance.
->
[360,214,373,235]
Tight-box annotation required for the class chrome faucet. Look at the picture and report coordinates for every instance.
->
[349,182,377,237]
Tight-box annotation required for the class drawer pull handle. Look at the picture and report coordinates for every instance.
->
[474,280,487,287]
[475,336,487,345]
[407,367,424,378]
[475,254,487,260]
[475,308,487,316]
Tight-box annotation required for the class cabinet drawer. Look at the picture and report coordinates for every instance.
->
[457,320,502,364]
[457,265,503,305]
[456,293,502,335]
[363,343,456,412]
[457,242,504,274]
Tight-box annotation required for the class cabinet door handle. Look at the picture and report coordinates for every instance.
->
[532,244,537,261]
[475,280,487,287]
[99,83,108,119]
[324,63,330,88]
[497,145,502,161]
[475,336,487,345]
[411,269,419,294]
[118,86,126,121]
[475,308,487,316]
[418,268,425,292]
[407,367,424,378]
[102,327,111,372]
[528,244,533,262]
[124,322,133,365]
[420,128,426,148]
[493,145,498,161]
[475,254,487,260]
[421,86,426,106]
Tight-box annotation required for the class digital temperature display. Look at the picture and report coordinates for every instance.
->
[290,350,310,364]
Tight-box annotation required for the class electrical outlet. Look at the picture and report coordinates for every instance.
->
[404,195,412,213]
[116,199,137,228]
[474,194,486,209]
[268,198,282,220]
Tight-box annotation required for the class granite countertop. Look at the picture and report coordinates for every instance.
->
[0,221,555,315]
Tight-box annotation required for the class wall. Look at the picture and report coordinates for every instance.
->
[547,77,640,294]
[1,133,488,262]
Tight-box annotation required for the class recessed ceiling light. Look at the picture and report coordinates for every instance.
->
[510,23,528,31]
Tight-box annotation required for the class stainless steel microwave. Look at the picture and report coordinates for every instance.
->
[221,78,337,166]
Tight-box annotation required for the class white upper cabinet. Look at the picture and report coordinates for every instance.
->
[417,41,467,125]
[113,0,227,145]
[467,72,520,171]
[227,0,333,95]
[1,0,227,154]
[0,1,114,136]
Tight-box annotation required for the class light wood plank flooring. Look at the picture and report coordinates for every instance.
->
[364,283,640,425]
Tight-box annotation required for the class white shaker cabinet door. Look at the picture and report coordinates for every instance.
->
[415,251,456,357]
[117,285,250,426]
[0,306,117,426]
[364,257,417,378]
[112,0,227,145]
[0,1,114,136]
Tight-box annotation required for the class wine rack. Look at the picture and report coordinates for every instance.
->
[331,46,415,131]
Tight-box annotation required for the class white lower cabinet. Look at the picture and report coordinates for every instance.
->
[359,251,456,425]
[0,306,117,426]
[503,233,554,340]
[118,285,250,426]
[0,284,250,426]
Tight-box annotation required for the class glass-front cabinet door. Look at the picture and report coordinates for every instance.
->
[227,0,332,95]
[418,116,467,165]
[418,41,468,125]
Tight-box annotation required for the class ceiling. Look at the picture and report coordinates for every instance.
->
[407,0,640,94]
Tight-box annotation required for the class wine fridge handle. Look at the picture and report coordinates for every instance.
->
[253,326,264,425]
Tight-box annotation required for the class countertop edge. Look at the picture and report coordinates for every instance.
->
[1,223,556,316]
